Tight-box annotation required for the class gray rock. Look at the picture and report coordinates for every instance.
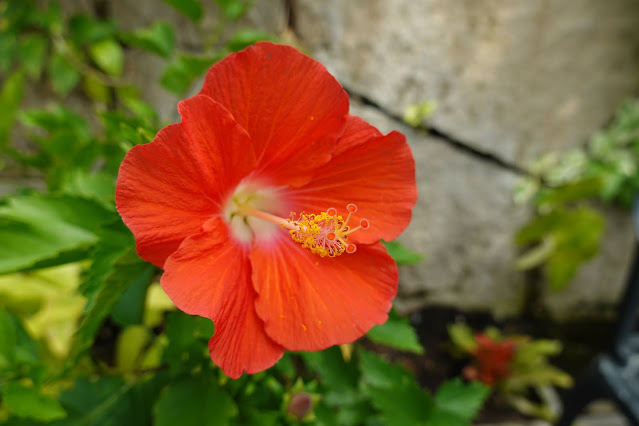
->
[350,102,530,317]
[295,0,639,168]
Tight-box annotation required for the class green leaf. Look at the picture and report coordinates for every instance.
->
[82,73,112,103]
[535,177,603,209]
[163,311,214,367]
[119,21,175,58]
[61,169,116,209]
[0,307,18,369]
[48,51,80,95]
[0,69,24,145]
[226,29,276,52]
[215,0,249,20]
[68,247,155,365]
[2,382,66,421]
[382,240,424,265]
[433,378,490,421]
[366,309,424,354]
[0,307,40,370]
[69,14,117,44]
[447,323,478,353]
[0,194,113,274]
[162,0,203,21]
[88,38,124,76]
[0,32,18,73]
[153,373,238,426]
[161,54,221,95]
[19,33,48,79]
[359,349,432,426]
[59,374,168,426]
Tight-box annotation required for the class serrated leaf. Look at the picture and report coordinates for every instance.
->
[2,382,67,421]
[366,310,423,354]
[0,194,113,274]
[359,350,432,426]
[68,247,154,365]
[48,51,80,95]
[19,33,48,79]
[119,21,175,58]
[153,374,238,426]
[88,38,124,76]
[433,378,490,421]
[162,0,203,21]
[382,240,424,265]
[0,69,24,145]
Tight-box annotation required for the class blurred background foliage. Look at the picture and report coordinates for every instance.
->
[0,0,495,425]
[514,99,639,290]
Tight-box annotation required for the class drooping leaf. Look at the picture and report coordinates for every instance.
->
[366,309,424,354]
[0,194,113,274]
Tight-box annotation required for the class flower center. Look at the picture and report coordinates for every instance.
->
[223,183,368,256]
[242,203,369,257]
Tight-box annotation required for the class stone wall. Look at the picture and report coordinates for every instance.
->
[12,0,639,321]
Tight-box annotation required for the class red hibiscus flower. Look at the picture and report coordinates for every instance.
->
[463,334,516,385]
[115,42,417,378]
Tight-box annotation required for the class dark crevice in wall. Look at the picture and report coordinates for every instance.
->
[284,0,297,33]
[349,90,528,176]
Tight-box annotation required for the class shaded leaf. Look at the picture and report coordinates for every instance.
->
[69,14,117,44]
[68,247,154,365]
[48,51,80,95]
[0,69,24,145]
[162,0,203,21]
[19,33,48,79]
[153,373,238,426]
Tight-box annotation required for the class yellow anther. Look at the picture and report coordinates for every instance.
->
[287,204,368,257]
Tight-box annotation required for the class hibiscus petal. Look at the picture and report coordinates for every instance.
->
[115,96,256,267]
[288,116,417,244]
[199,42,349,186]
[250,236,398,351]
[161,217,284,378]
